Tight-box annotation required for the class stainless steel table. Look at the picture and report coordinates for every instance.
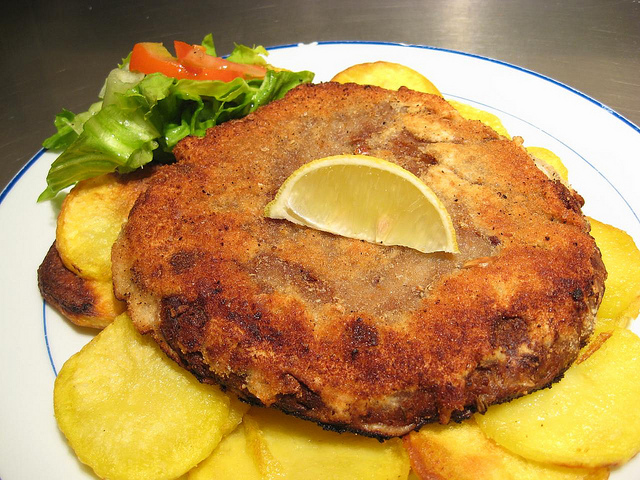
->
[1,0,638,192]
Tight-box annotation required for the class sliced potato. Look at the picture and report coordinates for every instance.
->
[332,60,442,96]
[84,278,126,326]
[242,413,286,477]
[589,217,640,328]
[190,407,410,479]
[250,407,409,479]
[404,419,608,480]
[445,106,573,183]
[476,328,640,468]
[38,242,125,329]
[222,394,250,435]
[447,100,511,138]
[56,172,150,281]
[54,313,240,480]
[526,146,569,182]
[331,62,516,144]
[188,423,262,480]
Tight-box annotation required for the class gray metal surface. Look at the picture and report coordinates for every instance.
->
[1,0,638,192]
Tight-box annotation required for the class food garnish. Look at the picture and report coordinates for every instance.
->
[264,154,458,253]
[39,34,313,201]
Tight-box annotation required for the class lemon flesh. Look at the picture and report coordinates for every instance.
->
[264,155,458,254]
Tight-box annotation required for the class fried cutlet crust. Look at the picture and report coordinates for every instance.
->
[112,83,606,438]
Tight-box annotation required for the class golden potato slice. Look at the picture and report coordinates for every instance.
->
[447,100,511,138]
[526,146,570,182]
[88,280,126,323]
[589,217,640,328]
[222,394,250,435]
[476,328,640,468]
[190,407,410,479]
[38,242,124,329]
[444,105,573,183]
[54,313,240,480]
[242,413,286,477]
[332,61,442,96]
[331,62,515,142]
[56,171,151,282]
[188,423,262,480]
[404,419,608,480]
[250,407,410,478]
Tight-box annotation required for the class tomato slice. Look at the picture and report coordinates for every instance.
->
[173,40,204,59]
[178,45,267,81]
[130,41,267,82]
[129,42,196,79]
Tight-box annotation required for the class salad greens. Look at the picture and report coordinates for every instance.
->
[39,36,314,201]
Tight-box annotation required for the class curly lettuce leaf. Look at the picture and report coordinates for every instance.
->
[227,43,269,66]
[201,34,267,65]
[38,100,160,201]
[200,34,217,56]
[40,62,313,201]
[42,102,102,151]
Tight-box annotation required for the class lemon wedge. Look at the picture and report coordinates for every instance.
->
[331,61,443,96]
[264,155,458,254]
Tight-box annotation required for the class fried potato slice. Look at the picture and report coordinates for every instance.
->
[330,61,516,143]
[189,407,410,479]
[56,171,152,282]
[447,100,511,138]
[476,328,640,468]
[54,313,241,480]
[188,423,261,479]
[332,60,442,96]
[526,146,569,182]
[446,104,573,184]
[404,419,608,480]
[445,101,572,185]
[38,242,125,329]
[222,394,251,435]
[589,218,640,329]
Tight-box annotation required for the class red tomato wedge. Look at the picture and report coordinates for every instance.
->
[129,43,195,79]
[175,41,267,81]
[129,41,267,82]
[173,40,202,59]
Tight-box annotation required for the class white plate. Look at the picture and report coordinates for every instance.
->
[1,41,639,479]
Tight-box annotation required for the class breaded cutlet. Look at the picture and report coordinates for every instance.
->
[112,82,605,438]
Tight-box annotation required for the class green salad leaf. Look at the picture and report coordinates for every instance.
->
[39,36,314,201]
[200,34,217,56]
[42,102,102,151]
[227,43,269,65]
